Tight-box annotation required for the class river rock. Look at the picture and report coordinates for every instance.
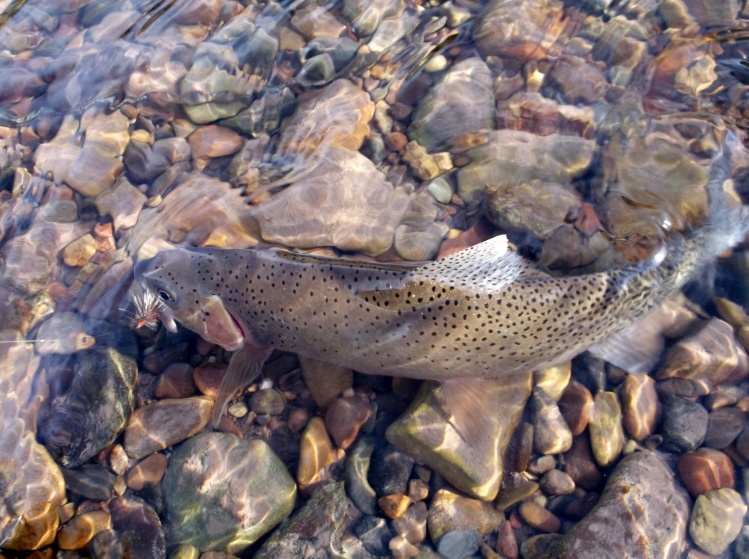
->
[677,448,735,497]
[407,57,494,151]
[163,432,296,554]
[297,417,338,489]
[60,464,115,501]
[456,130,595,205]
[657,318,749,385]
[58,511,112,550]
[244,148,410,256]
[345,437,378,515]
[486,180,582,240]
[474,0,565,63]
[531,386,573,455]
[386,374,532,500]
[39,346,137,468]
[426,489,503,543]
[659,394,709,453]
[689,488,746,555]
[703,406,744,448]
[123,396,213,460]
[107,496,166,559]
[556,451,691,558]
[620,373,660,441]
[558,380,594,436]
[0,332,65,550]
[588,391,624,467]
[254,482,351,559]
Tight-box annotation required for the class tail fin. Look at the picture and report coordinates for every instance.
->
[700,131,749,257]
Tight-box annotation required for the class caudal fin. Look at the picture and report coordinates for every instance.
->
[700,131,749,257]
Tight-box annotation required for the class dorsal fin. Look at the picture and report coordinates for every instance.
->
[414,235,548,286]
[355,236,549,312]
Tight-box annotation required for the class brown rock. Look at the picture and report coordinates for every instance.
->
[193,361,226,398]
[558,380,594,436]
[657,318,749,385]
[188,125,244,159]
[427,489,504,542]
[62,234,97,267]
[300,356,353,407]
[495,479,540,511]
[123,397,213,459]
[703,407,745,449]
[154,362,196,399]
[297,417,337,488]
[58,511,112,550]
[518,501,561,533]
[127,452,168,491]
[547,55,608,104]
[563,435,603,491]
[677,448,736,497]
[497,519,519,559]
[620,373,661,441]
[325,393,371,449]
[540,469,575,496]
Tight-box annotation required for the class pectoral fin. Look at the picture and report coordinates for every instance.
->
[212,344,273,428]
[201,295,244,352]
[588,311,667,374]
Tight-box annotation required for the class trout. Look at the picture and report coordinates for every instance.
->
[135,134,748,432]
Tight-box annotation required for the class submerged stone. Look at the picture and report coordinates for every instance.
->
[163,432,297,555]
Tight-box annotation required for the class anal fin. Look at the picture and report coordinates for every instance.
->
[212,344,273,428]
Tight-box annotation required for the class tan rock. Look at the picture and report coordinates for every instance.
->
[127,452,168,491]
[534,362,571,402]
[58,511,112,550]
[297,417,337,487]
[588,391,624,468]
[620,374,660,441]
[519,501,561,533]
[62,234,97,267]
[300,356,353,407]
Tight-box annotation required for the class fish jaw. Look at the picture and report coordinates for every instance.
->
[134,251,244,351]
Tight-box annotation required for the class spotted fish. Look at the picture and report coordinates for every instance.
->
[135,134,748,432]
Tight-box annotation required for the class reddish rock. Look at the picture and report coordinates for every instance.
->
[193,361,227,399]
[325,393,371,449]
[677,448,735,497]
[518,501,561,533]
[562,435,602,491]
[558,380,594,436]
[154,362,196,399]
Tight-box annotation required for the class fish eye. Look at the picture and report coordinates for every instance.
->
[159,290,172,302]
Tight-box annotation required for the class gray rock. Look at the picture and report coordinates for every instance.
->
[163,432,296,555]
[703,406,745,449]
[345,437,378,515]
[436,529,482,559]
[659,394,709,453]
[61,464,115,501]
[255,482,353,559]
[408,58,494,152]
[556,451,691,558]
[369,443,414,497]
[39,346,138,468]
[355,515,393,557]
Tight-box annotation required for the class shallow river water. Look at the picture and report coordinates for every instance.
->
[2,0,749,557]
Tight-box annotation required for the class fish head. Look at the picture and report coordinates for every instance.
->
[134,248,246,352]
